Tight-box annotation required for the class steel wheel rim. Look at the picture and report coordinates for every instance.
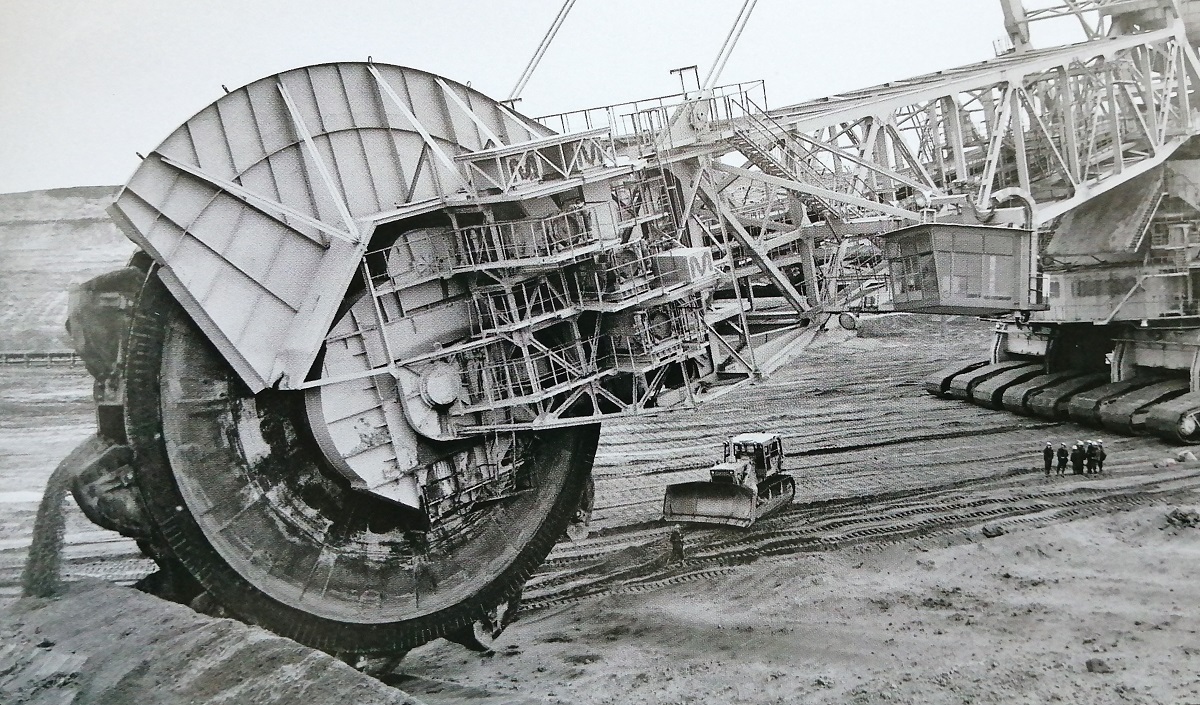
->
[127,274,599,652]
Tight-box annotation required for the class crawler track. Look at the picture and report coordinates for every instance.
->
[930,360,1200,444]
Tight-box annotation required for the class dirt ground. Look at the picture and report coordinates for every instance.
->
[2,319,1200,704]
[2,581,423,705]
[406,504,1200,705]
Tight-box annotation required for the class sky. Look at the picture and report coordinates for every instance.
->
[0,1,1081,195]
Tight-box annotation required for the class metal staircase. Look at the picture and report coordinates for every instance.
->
[727,103,842,223]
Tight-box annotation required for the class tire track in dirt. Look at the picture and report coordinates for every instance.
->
[524,465,1200,612]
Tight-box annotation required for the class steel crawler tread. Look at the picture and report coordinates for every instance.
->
[930,358,1200,443]
[1096,379,1190,435]
[969,362,1044,408]
[1025,373,1108,419]
[924,360,988,396]
[1145,391,1200,443]
[1067,379,1164,426]
[946,360,1038,400]
[1000,371,1082,415]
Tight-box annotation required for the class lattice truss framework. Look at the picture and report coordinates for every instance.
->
[655,20,1194,308]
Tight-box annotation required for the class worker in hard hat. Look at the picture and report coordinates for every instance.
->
[1056,443,1068,475]
[1070,443,1085,475]
[1042,442,1054,476]
[1085,440,1098,474]
[1096,440,1106,473]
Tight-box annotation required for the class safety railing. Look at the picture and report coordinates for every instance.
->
[729,93,874,218]
[458,128,619,194]
[362,229,458,298]
[577,242,660,307]
[536,80,767,141]
[453,204,609,269]
[470,272,579,333]
[728,191,791,224]
[602,298,706,371]
[1147,221,1200,273]
[459,331,596,409]
[725,233,807,272]
[0,350,81,366]
[1146,247,1192,272]
[612,172,674,224]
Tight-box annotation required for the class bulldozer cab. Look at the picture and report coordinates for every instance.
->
[728,432,783,480]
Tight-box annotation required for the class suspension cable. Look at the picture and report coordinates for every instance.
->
[509,0,579,102]
[702,0,759,90]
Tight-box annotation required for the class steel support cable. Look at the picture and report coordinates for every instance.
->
[702,0,759,90]
[509,0,579,102]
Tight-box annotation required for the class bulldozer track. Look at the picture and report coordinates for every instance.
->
[3,350,1189,614]
[699,480,1182,556]
[542,528,678,567]
[589,422,1045,485]
[785,421,1061,458]
[535,469,1038,573]
[585,372,1091,531]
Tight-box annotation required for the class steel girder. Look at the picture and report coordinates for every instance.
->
[717,23,1200,230]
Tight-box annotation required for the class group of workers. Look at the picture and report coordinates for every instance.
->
[1043,440,1106,476]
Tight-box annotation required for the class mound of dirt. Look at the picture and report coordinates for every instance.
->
[1165,507,1200,528]
[0,580,420,704]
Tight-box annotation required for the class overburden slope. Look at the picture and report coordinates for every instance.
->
[0,187,134,351]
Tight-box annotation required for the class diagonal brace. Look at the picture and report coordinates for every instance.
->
[697,177,811,314]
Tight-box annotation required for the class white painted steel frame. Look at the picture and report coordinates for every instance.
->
[108,16,1200,401]
[664,20,1200,324]
[717,24,1200,229]
[109,62,552,392]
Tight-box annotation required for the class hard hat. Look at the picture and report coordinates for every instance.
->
[1098,439,1104,444]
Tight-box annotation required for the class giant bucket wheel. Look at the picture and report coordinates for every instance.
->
[125,274,599,656]
[106,62,605,658]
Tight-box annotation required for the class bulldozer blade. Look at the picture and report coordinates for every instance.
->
[663,482,757,528]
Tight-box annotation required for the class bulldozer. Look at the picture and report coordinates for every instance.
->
[663,433,796,528]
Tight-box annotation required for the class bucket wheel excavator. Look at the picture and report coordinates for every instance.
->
[61,62,800,662]
[66,65,625,660]
[683,0,1200,448]
[56,0,1200,665]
